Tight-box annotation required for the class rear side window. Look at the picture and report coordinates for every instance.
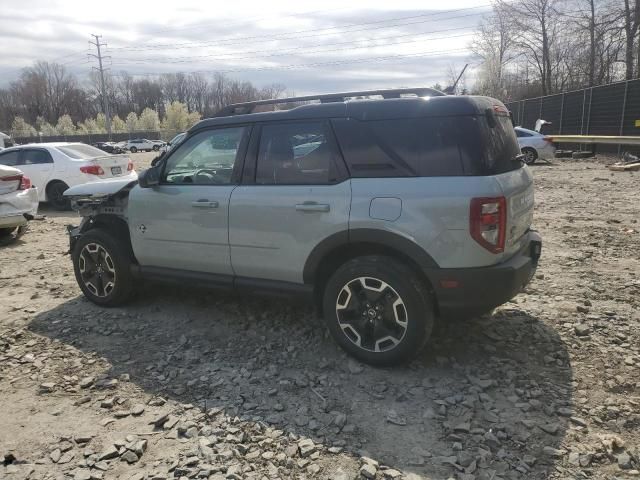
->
[332,117,464,177]
[23,149,53,164]
[256,121,338,185]
[515,129,532,138]
[0,150,20,166]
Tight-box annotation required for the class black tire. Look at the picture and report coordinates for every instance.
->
[522,147,538,165]
[322,256,434,366]
[46,181,71,210]
[72,229,135,307]
[152,145,159,151]
[129,146,137,153]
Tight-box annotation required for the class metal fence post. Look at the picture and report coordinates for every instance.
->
[580,89,587,136]
[585,87,593,135]
[618,80,630,156]
[539,97,543,120]
[559,93,565,134]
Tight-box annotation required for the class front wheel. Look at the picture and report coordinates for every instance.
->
[152,145,159,151]
[129,146,137,153]
[72,229,135,306]
[322,256,434,366]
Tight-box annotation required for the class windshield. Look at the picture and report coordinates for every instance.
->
[57,144,109,159]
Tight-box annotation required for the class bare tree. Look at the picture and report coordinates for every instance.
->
[623,0,640,79]
[472,4,517,98]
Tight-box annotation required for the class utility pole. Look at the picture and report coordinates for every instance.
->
[89,34,112,139]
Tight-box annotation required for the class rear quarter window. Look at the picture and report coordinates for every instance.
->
[332,117,464,177]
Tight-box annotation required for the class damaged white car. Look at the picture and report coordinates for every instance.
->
[0,164,39,243]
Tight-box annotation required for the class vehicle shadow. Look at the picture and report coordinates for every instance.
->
[29,285,573,478]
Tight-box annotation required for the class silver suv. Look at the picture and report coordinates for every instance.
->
[65,88,541,366]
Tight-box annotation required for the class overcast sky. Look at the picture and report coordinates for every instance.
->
[0,0,489,93]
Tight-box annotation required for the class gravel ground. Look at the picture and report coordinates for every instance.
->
[1,152,638,480]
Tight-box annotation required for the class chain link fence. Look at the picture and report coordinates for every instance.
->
[505,79,640,153]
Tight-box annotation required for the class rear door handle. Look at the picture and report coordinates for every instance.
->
[191,200,219,208]
[295,202,330,213]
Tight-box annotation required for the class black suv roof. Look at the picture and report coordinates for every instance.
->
[191,88,501,132]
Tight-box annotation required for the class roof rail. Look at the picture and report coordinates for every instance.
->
[214,87,446,117]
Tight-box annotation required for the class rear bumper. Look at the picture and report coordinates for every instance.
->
[0,187,39,228]
[426,231,542,318]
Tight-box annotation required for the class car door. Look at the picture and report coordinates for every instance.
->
[128,126,250,277]
[18,148,54,196]
[229,120,351,284]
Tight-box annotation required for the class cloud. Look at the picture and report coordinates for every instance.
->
[0,1,487,93]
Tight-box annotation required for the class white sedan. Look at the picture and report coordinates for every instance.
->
[0,164,39,242]
[0,143,137,210]
[515,126,557,164]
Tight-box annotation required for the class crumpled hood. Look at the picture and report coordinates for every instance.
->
[64,178,138,198]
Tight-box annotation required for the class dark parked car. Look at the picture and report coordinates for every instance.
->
[93,142,124,154]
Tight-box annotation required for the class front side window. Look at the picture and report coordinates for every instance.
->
[256,122,334,185]
[23,149,53,164]
[0,150,21,166]
[163,127,246,185]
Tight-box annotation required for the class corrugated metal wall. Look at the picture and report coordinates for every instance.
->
[506,80,639,153]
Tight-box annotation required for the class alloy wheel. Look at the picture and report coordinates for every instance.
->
[78,243,116,297]
[335,276,408,352]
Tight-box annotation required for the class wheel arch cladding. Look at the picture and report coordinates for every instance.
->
[81,215,137,263]
[304,228,440,310]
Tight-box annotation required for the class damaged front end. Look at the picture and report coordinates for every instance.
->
[64,179,138,254]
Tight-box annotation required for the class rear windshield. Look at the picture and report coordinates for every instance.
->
[57,144,108,159]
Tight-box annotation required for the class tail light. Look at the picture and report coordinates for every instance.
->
[127,160,134,172]
[19,176,32,190]
[543,136,554,144]
[470,197,507,253]
[80,165,104,175]
[1,174,23,192]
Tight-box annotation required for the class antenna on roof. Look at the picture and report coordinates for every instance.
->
[444,64,469,95]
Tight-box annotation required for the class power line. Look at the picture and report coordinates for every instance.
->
[109,47,472,77]
[109,6,491,52]
[139,5,355,37]
[112,31,475,65]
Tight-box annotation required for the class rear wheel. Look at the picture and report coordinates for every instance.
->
[522,147,538,165]
[46,181,71,210]
[72,229,135,306]
[129,146,137,153]
[322,256,434,366]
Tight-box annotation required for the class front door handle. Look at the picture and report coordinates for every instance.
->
[295,202,330,213]
[191,200,219,208]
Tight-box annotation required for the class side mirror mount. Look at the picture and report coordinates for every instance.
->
[150,151,166,167]
[138,165,161,188]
